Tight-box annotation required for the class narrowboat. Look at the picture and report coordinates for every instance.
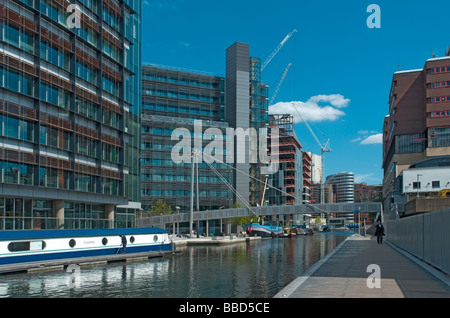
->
[0,227,171,266]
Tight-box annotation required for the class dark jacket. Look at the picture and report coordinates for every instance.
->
[374,223,385,236]
[121,235,127,245]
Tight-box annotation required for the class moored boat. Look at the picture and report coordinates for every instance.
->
[0,227,171,266]
[282,227,300,238]
[247,223,283,238]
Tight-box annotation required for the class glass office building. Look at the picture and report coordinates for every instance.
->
[141,44,270,214]
[141,65,231,213]
[0,0,141,230]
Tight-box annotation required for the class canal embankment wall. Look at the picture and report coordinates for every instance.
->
[385,208,450,275]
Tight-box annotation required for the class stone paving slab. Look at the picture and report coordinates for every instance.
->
[274,235,450,298]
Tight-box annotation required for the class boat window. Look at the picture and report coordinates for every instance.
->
[69,239,76,248]
[153,235,158,242]
[8,241,45,252]
[130,236,135,243]
[102,238,108,246]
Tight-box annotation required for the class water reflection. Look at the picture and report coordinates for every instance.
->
[0,233,350,298]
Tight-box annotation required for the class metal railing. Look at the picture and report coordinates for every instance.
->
[0,216,127,231]
[137,202,383,228]
[385,208,450,275]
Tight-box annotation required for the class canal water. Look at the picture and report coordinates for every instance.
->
[0,232,351,298]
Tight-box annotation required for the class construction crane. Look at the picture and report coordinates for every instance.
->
[269,63,292,106]
[261,29,297,72]
[291,102,331,204]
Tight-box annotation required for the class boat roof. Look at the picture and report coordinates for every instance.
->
[0,227,168,241]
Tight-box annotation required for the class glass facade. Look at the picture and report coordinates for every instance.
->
[141,66,231,213]
[249,57,269,206]
[429,127,450,148]
[119,0,142,219]
[0,0,141,230]
[394,133,426,154]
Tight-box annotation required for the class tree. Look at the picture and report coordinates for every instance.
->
[148,199,172,216]
[232,202,242,209]
[229,202,257,226]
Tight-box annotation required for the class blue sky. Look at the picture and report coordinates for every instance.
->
[142,0,450,185]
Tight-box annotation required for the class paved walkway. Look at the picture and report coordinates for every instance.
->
[274,235,450,298]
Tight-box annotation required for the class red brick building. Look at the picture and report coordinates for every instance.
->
[383,52,450,219]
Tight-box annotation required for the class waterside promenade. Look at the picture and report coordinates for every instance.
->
[274,235,450,298]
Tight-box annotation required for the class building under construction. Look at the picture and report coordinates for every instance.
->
[249,57,269,206]
[267,114,303,205]
[302,151,312,203]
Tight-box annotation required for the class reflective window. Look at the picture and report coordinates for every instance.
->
[395,134,426,154]
[8,241,46,252]
[429,127,450,148]
[1,161,34,185]
[1,22,34,54]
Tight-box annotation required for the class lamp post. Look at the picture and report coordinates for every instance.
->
[363,215,367,236]
[175,206,180,236]
[416,174,423,198]
[358,206,361,236]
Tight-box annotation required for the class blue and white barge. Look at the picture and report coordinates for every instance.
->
[0,227,171,266]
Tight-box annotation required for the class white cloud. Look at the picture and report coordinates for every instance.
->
[360,133,383,145]
[357,130,369,135]
[354,173,374,183]
[269,94,350,123]
[308,94,350,108]
[351,131,383,145]
[178,41,191,48]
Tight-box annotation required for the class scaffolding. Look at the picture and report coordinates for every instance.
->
[269,114,294,136]
[267,114,302,205]
[249,57,269,206]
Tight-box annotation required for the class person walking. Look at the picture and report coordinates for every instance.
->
[120,234,127,253]
[374,220,385,245]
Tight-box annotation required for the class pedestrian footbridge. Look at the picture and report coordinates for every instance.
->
[137,202,382,229]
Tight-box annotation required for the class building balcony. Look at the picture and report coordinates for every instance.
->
[272,158,295,163]
[270,142,298,148]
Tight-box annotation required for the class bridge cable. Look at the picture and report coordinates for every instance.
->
[200,151,329,215]
[203,158,258,217]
